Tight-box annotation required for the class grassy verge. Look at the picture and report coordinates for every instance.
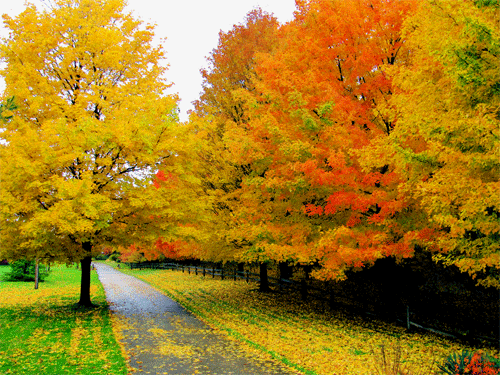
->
[117,265,499,375]
[0,264,128,375]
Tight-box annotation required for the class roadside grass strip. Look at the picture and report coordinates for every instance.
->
[0,265,128,375]
[124,267,499,375]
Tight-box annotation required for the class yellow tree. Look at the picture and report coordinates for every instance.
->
[364,0,500,288]
[182,9,281,267]
[0,0,178,306]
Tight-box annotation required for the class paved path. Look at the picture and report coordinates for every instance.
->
[94,263,294,375]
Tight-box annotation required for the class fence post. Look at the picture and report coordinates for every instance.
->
[246,270,249,283]
[221,267,224,280]
[188,266,190,275]
[407,305,410,330]
[195,266,198,276]
[212,265,215,278]
[203,266,206,277]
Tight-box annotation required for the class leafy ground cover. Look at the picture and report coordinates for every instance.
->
[0,264,128,375]
[118,265,499,375]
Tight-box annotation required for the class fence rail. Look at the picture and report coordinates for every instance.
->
[126,262,290,285]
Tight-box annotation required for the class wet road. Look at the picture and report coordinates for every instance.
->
[94,263,295,375]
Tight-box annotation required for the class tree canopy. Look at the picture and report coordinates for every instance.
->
[154,0,499,289]
[0,0,179,305]
[2,0,498,298]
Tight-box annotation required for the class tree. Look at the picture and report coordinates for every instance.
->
[194,8,280,123]
[222,0,418,280]
[0,0,179,306]
[366,0,500,288]
[173,9,281,268]
[165,9,283,291]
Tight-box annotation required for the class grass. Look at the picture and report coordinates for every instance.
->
[116,264,499,375]
[0,264,128,375]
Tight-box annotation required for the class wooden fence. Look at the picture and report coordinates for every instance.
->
[122,260,498,346]
[126,262,292,288]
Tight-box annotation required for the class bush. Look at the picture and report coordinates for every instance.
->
[438,350,499,375]
[3,259,50,282]
[94,253,109,261]
[108,253,121,263]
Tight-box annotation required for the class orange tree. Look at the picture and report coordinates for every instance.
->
[0,0,179,305]
[221,0,419,280]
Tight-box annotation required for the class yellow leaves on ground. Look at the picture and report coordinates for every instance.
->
[0,265,127,375]
[148,327,199,358]
[130,269,499,375]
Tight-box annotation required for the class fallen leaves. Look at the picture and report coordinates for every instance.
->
[0,265,128,375]
[128,268,499,375]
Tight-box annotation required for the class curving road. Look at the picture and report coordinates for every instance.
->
[94,263,295,375]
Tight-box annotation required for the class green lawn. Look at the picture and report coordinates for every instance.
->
[0,264,128,375]
[116,264,499,375]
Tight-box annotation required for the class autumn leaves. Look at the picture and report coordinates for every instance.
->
[161,0,499,287]
[0,0,179,304]
[0,0,498,297]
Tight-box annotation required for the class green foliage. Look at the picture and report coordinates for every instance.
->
[474,0,500,8]
[108,254,121,263]
[0,96,16,122]
[439,350,474,374]
[94,253,109,261]
[3,259,49,282]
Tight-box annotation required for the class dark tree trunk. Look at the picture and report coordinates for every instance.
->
[259,262,271,292]
[279,261,292,280]
[78,243,94,307]
[301,265,312,301]
[34,259,39,290]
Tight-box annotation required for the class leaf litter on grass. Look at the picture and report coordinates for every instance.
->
[0,265,128,375]
[125,268,499,375]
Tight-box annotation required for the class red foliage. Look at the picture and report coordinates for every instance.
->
[464,352,499,375]
[155,238,181,259]
[153,170,178,189]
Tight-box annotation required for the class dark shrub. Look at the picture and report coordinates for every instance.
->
[94,253,109,261]
[3,259,49,282]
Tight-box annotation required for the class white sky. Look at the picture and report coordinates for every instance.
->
[0,0,296,122]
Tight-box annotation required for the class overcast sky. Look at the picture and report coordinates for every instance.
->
[1,0,296,121]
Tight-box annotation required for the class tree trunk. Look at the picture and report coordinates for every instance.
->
[279,261,292,280]
[301,265,312,301]
[78,243,93,307]
[259,262,271,292]
[34,258,39,290]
